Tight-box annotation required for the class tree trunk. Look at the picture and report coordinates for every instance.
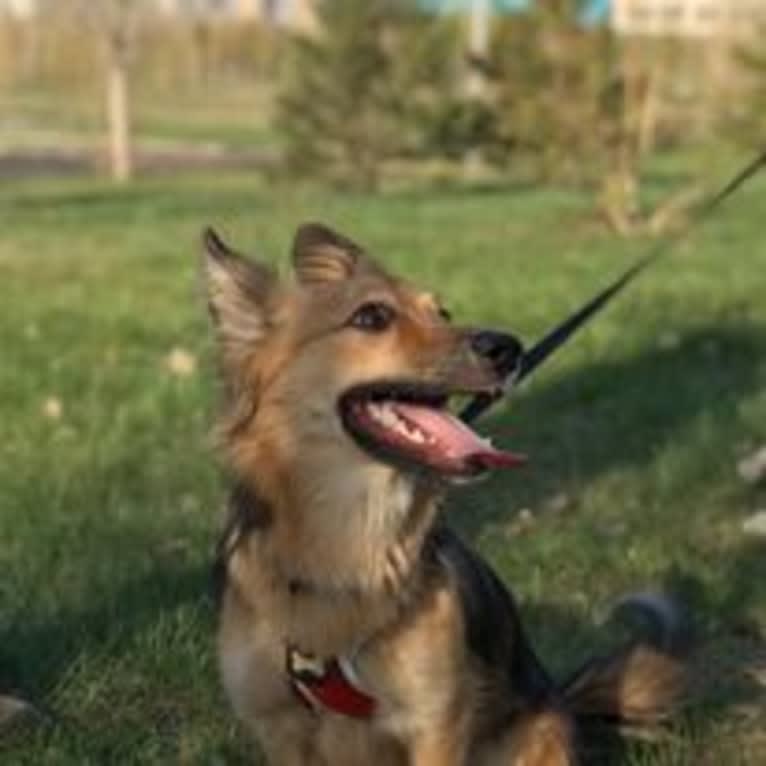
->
[467,0,490,99]
[20,17,41,82]
[191,20,211,85]
[638,45,662,158]
[106,35,133,183]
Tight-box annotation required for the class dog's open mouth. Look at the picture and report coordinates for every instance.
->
[338,382,525,480]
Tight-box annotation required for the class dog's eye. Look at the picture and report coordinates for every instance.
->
[349,302,396,332]
[438,306,452,323]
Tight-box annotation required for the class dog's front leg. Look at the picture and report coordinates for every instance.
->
[409,735,468,766]
[254,711,324,766]
[407,712,471,766]
[488,709,576,766]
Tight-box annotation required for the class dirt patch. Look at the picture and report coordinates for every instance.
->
[0,144,278,179]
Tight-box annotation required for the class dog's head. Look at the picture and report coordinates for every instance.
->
[204,223,525,494]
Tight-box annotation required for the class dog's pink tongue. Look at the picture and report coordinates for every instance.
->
[392,402,525,469]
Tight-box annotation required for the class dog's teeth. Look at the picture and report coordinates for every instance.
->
[366,402,391,425]
[365,401,428,445]
[397,418,426,444]
[409,429,425,444]
[381,408,399,428]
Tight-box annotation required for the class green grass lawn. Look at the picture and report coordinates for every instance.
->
[0,169,765,764]
[0,85,277,153]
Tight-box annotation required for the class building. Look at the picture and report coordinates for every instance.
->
[157,0,315,27]
[418,0,610,23]
[611,0,766,38]
[0,0,35,16]
[0,0,315,28]
[421,0,766,37]
[4,0,764,38]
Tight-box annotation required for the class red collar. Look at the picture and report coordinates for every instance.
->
[286,646,377,719]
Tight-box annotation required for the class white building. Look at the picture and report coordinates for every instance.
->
[0,0,314,26]
[157,0,314,26]
[612,0,766,38]
[0,0,36,16]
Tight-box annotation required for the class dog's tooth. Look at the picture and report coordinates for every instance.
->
[397,418,426,444]
[380,407,399,428]
[367,402,388,424]
[371,403,428,444]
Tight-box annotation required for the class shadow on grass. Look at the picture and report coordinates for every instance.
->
[0,563,214,699]
[453,322,766,536]
[663,542,766,714]
[526,542,765,761]
[452,321,766,760]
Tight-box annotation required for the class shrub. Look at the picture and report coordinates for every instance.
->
[481,1,622,182]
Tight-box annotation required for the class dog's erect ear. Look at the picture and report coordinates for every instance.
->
[292,222,365,285]
[202,227,276,352]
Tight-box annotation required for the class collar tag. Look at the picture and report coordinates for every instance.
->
[286,646,376,719]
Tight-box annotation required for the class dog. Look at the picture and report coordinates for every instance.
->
[202,222,686,765]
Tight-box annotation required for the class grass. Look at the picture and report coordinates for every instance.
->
[0,167,765,763]
[0,84,277,153]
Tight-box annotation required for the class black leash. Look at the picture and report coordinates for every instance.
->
[461,149,766,424]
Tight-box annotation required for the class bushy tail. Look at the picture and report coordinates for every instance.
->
[561,593,689,728]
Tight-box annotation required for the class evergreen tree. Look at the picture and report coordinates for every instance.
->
[277,0,460,189]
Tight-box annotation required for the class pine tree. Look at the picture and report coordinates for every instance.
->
[277,0,460,189]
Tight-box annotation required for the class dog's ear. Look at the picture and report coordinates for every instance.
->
[292,222,365,284]
[202,227,276,354]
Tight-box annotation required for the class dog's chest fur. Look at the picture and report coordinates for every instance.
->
[216,481,490,749]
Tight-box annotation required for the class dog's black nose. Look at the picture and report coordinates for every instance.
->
[470,330,524,377]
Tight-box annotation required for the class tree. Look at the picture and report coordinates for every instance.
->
[277,0,461,189]
[473,1,693,234]
[95,0,155,183]
[55,0,153,183]
[478,2,619,178]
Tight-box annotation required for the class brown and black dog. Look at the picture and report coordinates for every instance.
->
[203,223,685,765]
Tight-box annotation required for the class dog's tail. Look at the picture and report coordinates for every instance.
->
[560,593,689,728]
